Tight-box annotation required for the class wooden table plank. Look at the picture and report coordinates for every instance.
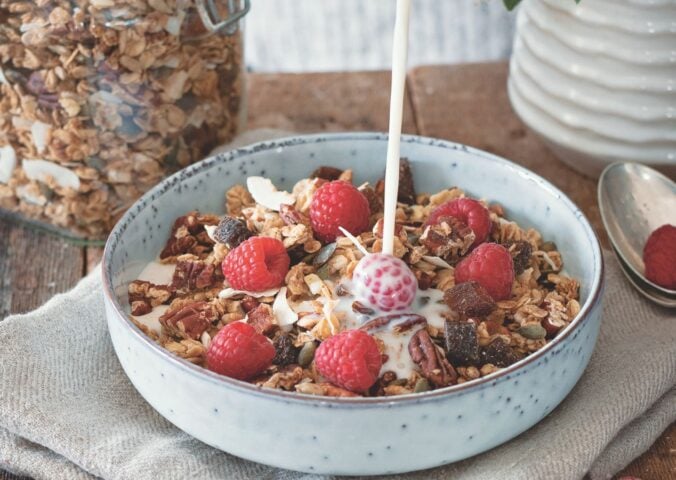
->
[0,220,84,318]
[408,61,673,480]
[247,71,418,134]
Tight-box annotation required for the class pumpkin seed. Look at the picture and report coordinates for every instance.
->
[316,263,331,280]
[413,378,430,393]
[298,341,317,367]
[517,323,547,340]
[313,242,337,267]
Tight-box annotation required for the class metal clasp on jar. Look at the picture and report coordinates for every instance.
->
[196,0,250,36]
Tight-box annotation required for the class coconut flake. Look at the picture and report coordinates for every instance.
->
[0,67,8,85]
[22,159,80,190]
[164,11,185,36]
[272,287,298,331]
[0,145,17,184]
[31,121,50,154]
[421,255,453,269]
[218,286,280,300]
[246,176,295,212]
[338,226,369,256]
[204,224,218,243]
[15,185,47,206]
[12,117,33,130]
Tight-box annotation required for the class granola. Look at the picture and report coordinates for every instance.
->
[0,1,244,238]
[129,166,581,397]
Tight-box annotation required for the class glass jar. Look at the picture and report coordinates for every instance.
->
[0,0,249,241]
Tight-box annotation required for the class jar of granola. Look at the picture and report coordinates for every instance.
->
[0,0,249,240]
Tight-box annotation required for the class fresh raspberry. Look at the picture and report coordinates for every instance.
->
[643,224,676,289]
[310,180,370,242]
[222,237,290,292]
[454,243,514,301]
[314,329,382,393]
[352,253,417,311]
[426,198,492,248]
[206,322,275,380]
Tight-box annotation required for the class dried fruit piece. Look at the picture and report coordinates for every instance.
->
[359,185,384,214]
[408,329,457,388]
[310,166,344,181]
[272,335,299,366]
[479,338,520,368]
[504,240,533,274]
[444,281,496,317]
[397,158,417,204]
[213,216,253,248]
[444,321,480,366]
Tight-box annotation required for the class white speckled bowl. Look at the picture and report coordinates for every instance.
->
[103,133,604,475]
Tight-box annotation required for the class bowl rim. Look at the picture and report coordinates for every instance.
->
[103,132,605,406]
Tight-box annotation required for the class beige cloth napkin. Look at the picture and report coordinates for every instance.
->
[0,250,674,480]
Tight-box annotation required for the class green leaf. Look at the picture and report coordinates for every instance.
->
[503,0,522,10]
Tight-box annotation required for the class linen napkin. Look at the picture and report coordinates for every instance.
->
[1,250,674,480]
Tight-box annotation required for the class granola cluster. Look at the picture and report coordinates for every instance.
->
[0,0,243,238]
[129,163,581,397]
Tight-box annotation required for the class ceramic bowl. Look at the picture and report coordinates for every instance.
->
[102,133,604,475]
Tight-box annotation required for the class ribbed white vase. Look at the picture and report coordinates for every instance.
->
[508,0,676,178]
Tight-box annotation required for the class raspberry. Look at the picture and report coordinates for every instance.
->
[643,224,676,289]
[426,198,492,248]
[352,253,417,311]
[206,322,275,380]
[314,329,382,393]
[454,243,515,301]
[310,180,370,242]
[222,237,290,292]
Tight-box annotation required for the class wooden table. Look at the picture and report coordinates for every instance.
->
[0,62,673,480]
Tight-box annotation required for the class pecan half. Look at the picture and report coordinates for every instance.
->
[247,304,277,335]
[171,261,223,294]
[444,281,496,317]
[360,314,426,332]
[279,204,311,227]
[128,280,173,316]
[159,301,218,340]
[408,329,457,388]
[160,212,219,259]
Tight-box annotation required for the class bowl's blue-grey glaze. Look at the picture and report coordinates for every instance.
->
[103,133,604,475]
